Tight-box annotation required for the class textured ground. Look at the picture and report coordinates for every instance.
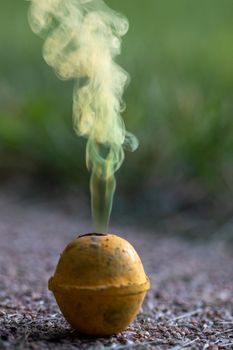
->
[0,188,232,350]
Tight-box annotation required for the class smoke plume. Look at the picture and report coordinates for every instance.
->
[28,0,138,231]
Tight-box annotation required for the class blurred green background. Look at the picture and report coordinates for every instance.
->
[1,0,233,231]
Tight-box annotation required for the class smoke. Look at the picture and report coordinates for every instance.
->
[28,0,138,232]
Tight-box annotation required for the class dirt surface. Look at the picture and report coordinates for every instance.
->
[0,188,232,349]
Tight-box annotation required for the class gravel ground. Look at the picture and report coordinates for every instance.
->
[0,188,232,350]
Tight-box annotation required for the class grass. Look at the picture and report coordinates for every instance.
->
[1,0,233,200]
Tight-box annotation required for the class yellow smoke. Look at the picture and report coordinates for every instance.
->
[28,0,138,231]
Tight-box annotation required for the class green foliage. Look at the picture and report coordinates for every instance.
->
[1,0,233,196]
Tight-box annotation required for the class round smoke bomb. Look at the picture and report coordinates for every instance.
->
[48,233,150,336]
